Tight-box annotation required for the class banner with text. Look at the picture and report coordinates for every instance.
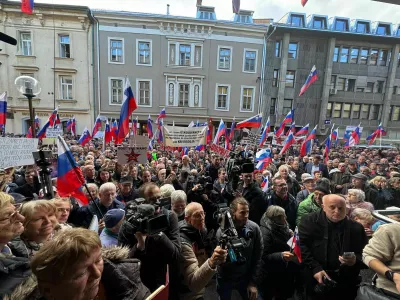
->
[46,128,63,138]
[241,131,261,148]
[117,146,148,165]
[0,138,39,168]
[210,144,231,158]
[163,125,207,147]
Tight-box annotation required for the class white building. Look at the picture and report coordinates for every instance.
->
[0,0,94,135]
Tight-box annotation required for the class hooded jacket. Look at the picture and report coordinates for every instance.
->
[3,247,150,300]
[296,193,322,226]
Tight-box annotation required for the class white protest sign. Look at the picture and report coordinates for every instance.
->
[163,125,207,147]
[129,135,149,147]
[0,138,39,168]
[117,146,148,165]
[345,126,363,133]
[46,128,63,138]
[241,131,260,148]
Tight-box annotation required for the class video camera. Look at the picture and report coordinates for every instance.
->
[214,203,252,264]
[195,175,213,193]
[225,151,254,191]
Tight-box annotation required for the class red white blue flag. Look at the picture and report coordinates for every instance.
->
[345,124,362,148]
[236,113,262,129]
[366,123,386,146]
[37,120,51,139]
[261,177,269,192]
[299,65,318,96]
[288,227,302,263]
[92,115,102,137]
[111,119,118,141]
[275,110,294,138]
[117,78,138,144]
[0,92,7,131]
[259,117,270,147]
[280,132,295,155]
[48,107,58,127]
[300,125,317,157]
[214,119,226,144]
[78,128,92,146]
[21,0,34,14]
[147,115,153,139]
[105,119,112,144]
[295,123,309,136]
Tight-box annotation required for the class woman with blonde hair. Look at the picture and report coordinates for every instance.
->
[369,175,393,209]
[8,200,60,258]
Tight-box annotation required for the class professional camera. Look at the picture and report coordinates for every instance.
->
[225,152,254,191]
[195,175,213,192]
[214,203,252,264]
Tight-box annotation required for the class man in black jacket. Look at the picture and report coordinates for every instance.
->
[305,155,329,179]
[298,194,368,300]
[13,170,41,200]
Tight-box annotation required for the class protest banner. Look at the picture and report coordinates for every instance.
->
[163,125,207,147]
[0,138,39,168]
[210,144,231,158]
[241,130,261,148]
[46,128,63,138]
[117,146,148,165]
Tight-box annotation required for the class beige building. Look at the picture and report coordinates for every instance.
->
[0,0,94,135]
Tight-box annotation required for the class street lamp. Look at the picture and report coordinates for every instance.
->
[15,76,41,137]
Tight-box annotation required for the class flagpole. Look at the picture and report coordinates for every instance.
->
[380,132,382,149]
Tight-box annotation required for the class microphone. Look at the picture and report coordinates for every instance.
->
[0,32,17,46]
[137,204,155,217]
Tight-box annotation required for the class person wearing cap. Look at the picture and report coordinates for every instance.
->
[100,208,125,247]
[330,162,351,193]
[305,155,329,179]
[296,175,316,203]
[341,173,378,207]
[346,159,358,176]
[296,179,330,226]
[117,176,139,203]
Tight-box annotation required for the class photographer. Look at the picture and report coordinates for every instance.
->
[118,182,181,297]
[179,202,227,300]
[216,198,263,300]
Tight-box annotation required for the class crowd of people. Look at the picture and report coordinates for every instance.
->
[0,137,400,300]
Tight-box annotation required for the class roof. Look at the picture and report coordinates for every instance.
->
[0,0,89,12]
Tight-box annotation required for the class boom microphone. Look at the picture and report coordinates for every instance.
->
[0,32,17,46]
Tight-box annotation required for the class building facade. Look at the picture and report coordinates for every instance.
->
[262,12,400,141]
[0,1,94,135]
[93,4,268,132]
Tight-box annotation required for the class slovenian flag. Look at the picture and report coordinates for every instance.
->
[280,132,295,155]
[111,119,118,141]
[0,92,7,130]
[21,0,34,14]
[37,120,51,139]
[92,115,102,137]
[366,123,386,145]
[48,107,59,127]
[275,110,294,138]
[66,118,72,132]
[300,125,317,157]
[261,177,269,192]
[325,133,331,163]
[214,119,226,144]
[295,123,309,136]
[346,124,361,148]
[259,117,271,147]
[236,114,262,129]
[299,65,318,96]
[288,227,302,263]
[104,119,112,144]
[330,127,339,146]
[57,136,88,206]
[116,78,138,144]
[78,128,92,146]
[158,108,166,120]
[147,115,153,139]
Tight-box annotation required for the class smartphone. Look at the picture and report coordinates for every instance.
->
[166,168,171,177]
[343,252,355,259]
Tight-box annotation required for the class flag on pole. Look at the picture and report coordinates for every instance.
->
[279,132,295,155]
[147,115,153,139]
[48,107,58,127]
[21,0,34,14]
[157,119,164,143]
[301,0,308,7]
[261,177,269,192]
[366,123,386,145]
[66,118,72,132]
[157,108,166,120]
[325,134,331,163]
[111,119,118,141]
[287,227,302,263]
[330,127,339,146]
[34,115,40,129]
[92,115,102,137]
[259,117,271,147]
[104,119,112,144]
[207,118,213,144]
[78,128,92,146]
[300,125,317,157]
[275,110,294,137]
[0,92,7,131]
[299,66,318,96]
[37,120,51,139]
[214,119,226,144]
[116,78,138,144]
[345,124,362,148]
[286,122,296,136]
[236,114,262,129]
[26,126,33,138]
[57,136,88,206]
[295,123,309,136]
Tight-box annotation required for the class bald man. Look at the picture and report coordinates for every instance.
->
[298,194,368,300]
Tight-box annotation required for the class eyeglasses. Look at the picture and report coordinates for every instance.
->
[0,210,20,224]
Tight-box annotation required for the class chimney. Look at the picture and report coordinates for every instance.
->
[167,4,170,15]
[196,0,202,6]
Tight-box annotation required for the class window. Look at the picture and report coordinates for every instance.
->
[350,48,359,64]
[335,19,348,31]
[356,88,365,92]
[179,44,191,66]
[347,79,356,92]
[377,25,389,35]
[343,103,352,118]
[360,49,369,65]
[110,78,123,104]
[340,47,349,63]
[243,49,257,73]
[283,99,293,115]
[333,47,339,62]
[331,75,337,88]
[370,49,378,65]
[60,76,73,100]
[109,38,124,63]
[273,69,279,87]
[275,41,281,57]
[333,103,342,118]
[366,82,374,93]
[371,105,380,120]
[239,15,251,23]
[199,11,215,20]
[394,86,398,95]
[356,22,368,33]
[289,15,303,27]
[361,104,370,119]
[377,81,385,93]
[218,47,232,71]
[215,84,230,110]
[137,80,151,106]
[240,86,255,112]
[288,43,298,59]
[326,102,333,118]
[337,77,346,91]
[378,50,388,66]
[392,106,400,121]
[137,40,152,65]
[313,17,326,29]
[59,35,70,58]
[179,84,190,107]
[353,104,361,119]
[20,32,32,56]
[285,70,295,88]
[270,98,276,115]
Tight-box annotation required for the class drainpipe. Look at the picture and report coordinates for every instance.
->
[88,9,98,122]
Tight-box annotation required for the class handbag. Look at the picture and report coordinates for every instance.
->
[356,283,400,300]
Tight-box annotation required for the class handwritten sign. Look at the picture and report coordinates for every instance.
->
[46,128,63,138]
[163,125,207,147]
[241,131,260,148]
[210,144,231,158]
[0,138,39,168]
[117,146,148,165]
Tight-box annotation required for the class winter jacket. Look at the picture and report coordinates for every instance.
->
[330,170,351,193]
[388,187,400,207]
[266,192,298,230]
[242,182,267,225]
[3,247,151,300]
[295,189,310,203]
[0,252,31,299]
[296,193,322,226]
[178,222,217,300]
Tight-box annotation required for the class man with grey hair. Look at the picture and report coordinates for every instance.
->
[171,190,187,222]
[299,194,367,300]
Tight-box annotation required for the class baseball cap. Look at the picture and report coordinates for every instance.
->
[104,209,125,229]
[302,175,314,183]
[119,176,133,184]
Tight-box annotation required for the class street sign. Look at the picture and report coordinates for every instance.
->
[324,119,331,125]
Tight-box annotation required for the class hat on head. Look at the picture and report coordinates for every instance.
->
[302,175,314,183]
[352,173,368,181]
[104,209,125,229]
[314,184,330,195]
[242,163,254,173]
[119,176,133,184]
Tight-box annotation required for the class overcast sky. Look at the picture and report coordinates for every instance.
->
[28,0,400,25]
